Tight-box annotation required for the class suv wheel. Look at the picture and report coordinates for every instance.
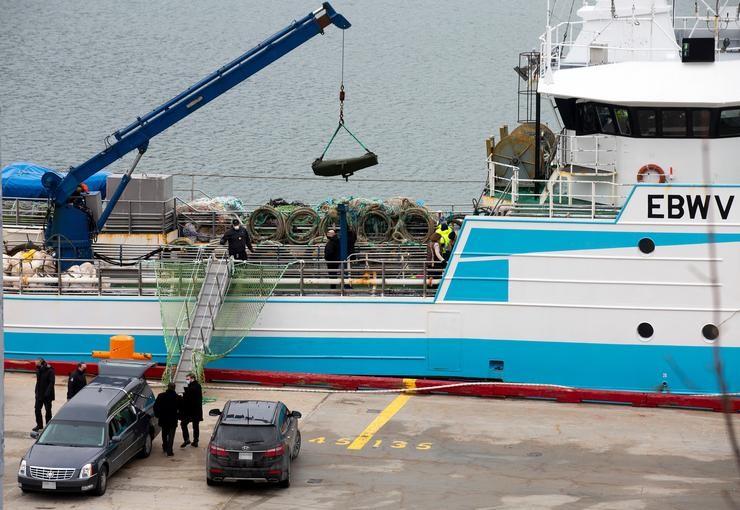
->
[94,465,108,496]
[137,432,153,458]
[292,431,301,459]
[278,460,291,488]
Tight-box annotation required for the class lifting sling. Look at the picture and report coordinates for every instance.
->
[313,32,378,181]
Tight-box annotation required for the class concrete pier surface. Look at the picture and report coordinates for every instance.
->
[3,372,739,509]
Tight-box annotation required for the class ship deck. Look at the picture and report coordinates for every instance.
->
[4,371,738,509]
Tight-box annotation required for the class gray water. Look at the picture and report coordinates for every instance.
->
[0,1,547,209]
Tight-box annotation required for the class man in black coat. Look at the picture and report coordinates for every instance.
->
[179,373,203,448]
[33,358,55,432]
[324,229,341,289]
[67,362,87,400]
[219,218,254,260]
[154,383,180,456]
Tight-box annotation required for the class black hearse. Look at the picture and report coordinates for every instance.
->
[18,360,159,496]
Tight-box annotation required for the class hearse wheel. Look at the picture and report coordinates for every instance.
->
[94,465,108,496]
[137,433,153,458]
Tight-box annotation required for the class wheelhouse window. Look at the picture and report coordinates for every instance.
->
[566,100,739,138]
[595,105,616,134]
[661,110,687,137]
[615,108,631,135]
[637,109,657,136]
[719,109,740,137]
[577,102,599,134]
[691,109,711,137]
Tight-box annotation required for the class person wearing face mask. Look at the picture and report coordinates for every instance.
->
[180,373,203,448]
[67,362,88,400]
[220,218,254,260]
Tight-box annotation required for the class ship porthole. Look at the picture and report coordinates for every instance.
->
[638,238,655,254]
[637,322,654,339]
[702,324,719,342]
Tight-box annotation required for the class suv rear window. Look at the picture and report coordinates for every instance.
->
[216,424,277,448]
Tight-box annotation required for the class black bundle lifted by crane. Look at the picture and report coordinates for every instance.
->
[312,152,378,179]
[312,32,378,181]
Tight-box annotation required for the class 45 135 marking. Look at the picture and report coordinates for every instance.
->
[309,437,432,450]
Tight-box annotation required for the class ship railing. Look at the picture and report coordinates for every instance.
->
[486,160,523,205]
[484,169,631,219]
[89,241,429,266]
[2,197,48,227]
[3,255,442,298]
[557,131,617,175]
[1,195,177,233]
[673,13,740,52]
[540,18,682,75]
[102,198,177,234]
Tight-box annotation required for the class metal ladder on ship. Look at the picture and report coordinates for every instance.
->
[173,254,233,392]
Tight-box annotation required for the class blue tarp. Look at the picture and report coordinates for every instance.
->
[1,162,110,199]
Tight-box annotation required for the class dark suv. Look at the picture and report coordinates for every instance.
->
[17,360,159,496]
[206,400,301,488]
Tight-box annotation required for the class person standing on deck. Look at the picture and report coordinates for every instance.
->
[67,362,87,400]
[179,373,203,448]
[154,383,180,456]
[435,222,453,256]
[220,218,254,260]
[426,231,445,288]
[324,229,341,289]
[33,358,55,432]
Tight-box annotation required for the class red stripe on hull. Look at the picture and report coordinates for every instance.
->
[6,359,737,412]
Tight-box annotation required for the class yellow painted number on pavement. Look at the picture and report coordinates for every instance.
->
[390,440,408,449]
[416,442,432,450]
[309,437,326,444]
[335,438,351,445]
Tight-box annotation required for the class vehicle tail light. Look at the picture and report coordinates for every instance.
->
[209,444,228,457]
[263,444,285,458]
[209,468,224,474]
[267,469,282,476]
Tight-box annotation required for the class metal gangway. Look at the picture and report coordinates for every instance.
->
[172,254,232,392]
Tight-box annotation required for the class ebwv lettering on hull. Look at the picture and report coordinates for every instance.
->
[647,194,735,220]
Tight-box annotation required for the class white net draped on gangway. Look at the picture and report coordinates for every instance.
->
[153,259,293,383]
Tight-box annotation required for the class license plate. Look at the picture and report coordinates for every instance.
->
[238,452,253,461]
[42,481,56,490]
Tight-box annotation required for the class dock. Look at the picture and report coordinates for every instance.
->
[3,372,739,509]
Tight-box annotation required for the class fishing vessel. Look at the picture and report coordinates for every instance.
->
[4,0,740,395]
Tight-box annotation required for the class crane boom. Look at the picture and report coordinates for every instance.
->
[42,3,350,267]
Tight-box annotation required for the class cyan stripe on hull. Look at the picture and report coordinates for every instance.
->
[5,332,737,394]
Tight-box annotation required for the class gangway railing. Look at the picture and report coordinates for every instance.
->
[172,257,233,393]
[172,254,232,392]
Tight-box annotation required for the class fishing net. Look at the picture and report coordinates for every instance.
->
[153,259,294,384]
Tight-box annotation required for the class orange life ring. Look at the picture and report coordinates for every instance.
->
[636,164,666,183]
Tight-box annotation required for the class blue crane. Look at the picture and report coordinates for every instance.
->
[41,3,350,269]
